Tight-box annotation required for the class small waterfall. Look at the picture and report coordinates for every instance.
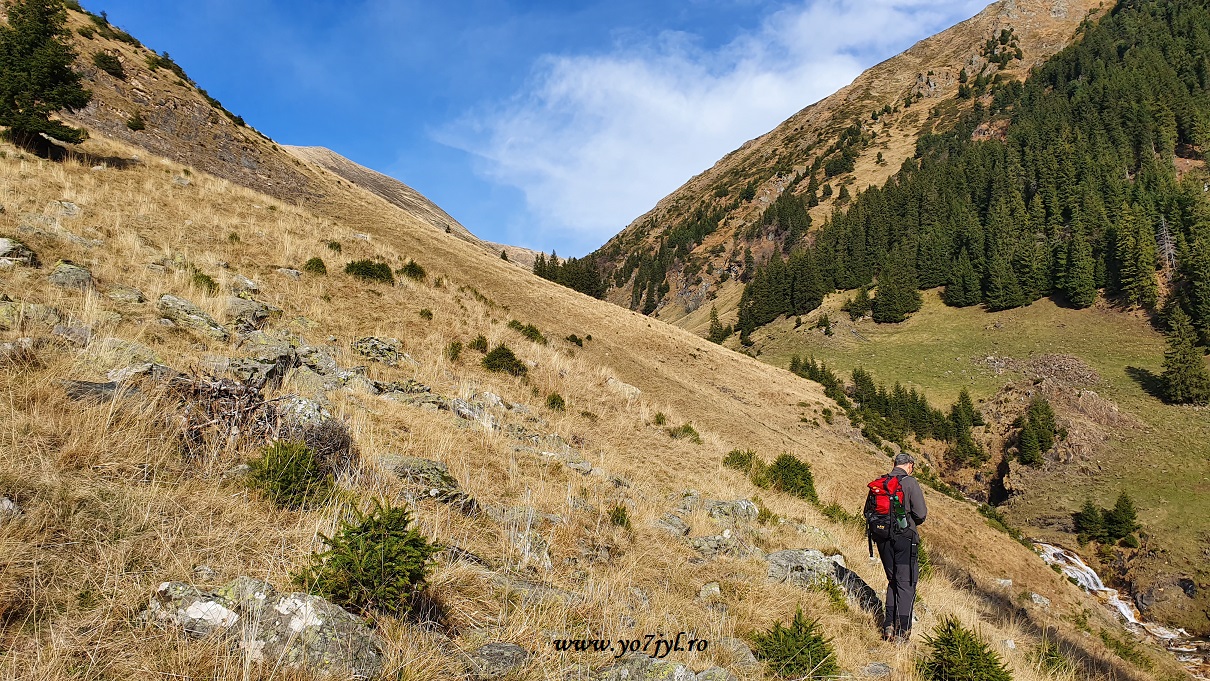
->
[1035,542,1209,679]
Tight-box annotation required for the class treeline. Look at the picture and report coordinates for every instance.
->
[789,356,990,465]
[1073,493,1141,547]
[532,252,606,299]
[739,0,1210,344]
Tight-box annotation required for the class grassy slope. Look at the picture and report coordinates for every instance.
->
[0,133,1184,679]
[747,288,1210,634]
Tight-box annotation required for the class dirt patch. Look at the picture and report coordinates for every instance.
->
[1023,354,1101,387]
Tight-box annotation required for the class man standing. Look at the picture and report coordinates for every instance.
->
[867,452,927,642]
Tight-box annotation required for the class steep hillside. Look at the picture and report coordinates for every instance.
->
[46,6,532,267]
[0,2,1200,679]
[285,146,540,269]
[591,0,1101,327]
[3,126,1190,681]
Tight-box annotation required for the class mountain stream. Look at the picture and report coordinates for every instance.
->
[1034,542,1209,679]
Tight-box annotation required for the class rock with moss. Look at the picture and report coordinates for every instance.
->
[0,299,62,330]
[654,513,690,536]
[144,577,383,679]
[224,296,274,332]
[687,534,753,560]
[48,262,93,290]
[158,294,230,342]
[352,336,402,366]
[598,654,697,681]
[105,285,145,304]
[0,238,40,268]
[706,499,758,526]
[766,549,883,617]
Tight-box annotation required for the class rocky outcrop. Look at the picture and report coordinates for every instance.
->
[158,294,230,342]
[767,549,883,617]
[352,337,402,366]
[0,238,40,268]
[48,262,93,290]
[144,577,383,679]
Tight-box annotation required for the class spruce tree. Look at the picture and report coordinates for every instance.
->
[1017,423,1042,466]
[707,306,730,344]
[0,0,92,150]
[871,246,922,323]
[1072,499,1106,544]
[943,250,982,307]
[984,250,1025,311]
[1103,492,1140,541]
[1160,307,1210,405]
[1063,231,1098,308]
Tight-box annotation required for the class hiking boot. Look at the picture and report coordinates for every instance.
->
[882,626,896,642]
[895,630,912,645]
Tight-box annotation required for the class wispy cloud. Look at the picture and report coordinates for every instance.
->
[441,0,986,255]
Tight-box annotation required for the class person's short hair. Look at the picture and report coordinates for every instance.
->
[893,452,916,466]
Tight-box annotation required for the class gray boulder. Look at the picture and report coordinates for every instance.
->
[229,274,259,295]
[706,499,758,525]
[0,496,20,522]
[224,296,272,332]
[863,662,893,677]
[48,262,93,290]
[145,577,383,679]
[598,654,696,681]
[158,295,230,342]
[687,534,751,561]
[695,669,737,681]
[352,336,402,366]
[52,323,92,347]
[0,300,61,330]
[106,285,146,304]
[766,549,883,617]
[0,238,39,267]
[460,642,530,680]
[276,267,301,280]
[654,514,690,537]
[716,637,758,669]
[277,395,331,427]
[375,454,477,513]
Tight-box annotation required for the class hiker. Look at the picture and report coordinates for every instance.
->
[864,452,927,643]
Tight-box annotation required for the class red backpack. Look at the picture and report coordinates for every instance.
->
[865,474,906,544]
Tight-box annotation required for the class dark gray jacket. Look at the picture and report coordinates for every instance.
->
[890,466,927,531]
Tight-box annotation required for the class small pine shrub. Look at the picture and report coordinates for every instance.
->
[1119,534,1139,549]
[821,407,834,424]
[608,504,632,530]
[667,423,702,444]
[92,52,125,79]
[811,577,848,612]
[546,393,565,411]
[77,26,95,38]
[325,240,342,253]
[653,412,667,426]
[418,308,433,321]
[227,232,240,244]
[750,607,839,678]
[345,259,394,285]
[1098,629,1151,669]
[469,335,489,353]
[821,502,860,526]
[1030,637,1076,677]
[919,617,1013,681]
[579,410,598,422]
[507,319,548,345]
[294,498,440,617]
[302,257,327,275]
[248,441,334,510]
[482,344,527,377]
[565,334,584,347]
[190,271,218,295]
[917,537,934,579]
[445,341,463,362]
[723,449,757,471]
[766,453,818,503]
[126,111,145,131]
[396,259,426,281]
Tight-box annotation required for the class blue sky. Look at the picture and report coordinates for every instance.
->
[82,0,988,256]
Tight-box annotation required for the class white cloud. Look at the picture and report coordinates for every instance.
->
[441,0,987,254]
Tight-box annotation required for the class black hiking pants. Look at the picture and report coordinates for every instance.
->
[876,530,918,635]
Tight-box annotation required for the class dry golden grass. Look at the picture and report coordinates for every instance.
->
[0,133,1184,680]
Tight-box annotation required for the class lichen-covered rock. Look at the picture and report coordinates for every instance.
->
[655,514,690,536]
[52,323,92,347]
[0,238,39,267]
[766,549,883,617]
[598,654,696,681]
[158,294,230,342]
[277,395,331,427]
[460,642,530,680]
[224,296,272,332]
[695,668,737,681]
[0,496,21,522]
[229,358,283,386]
[863,662,892,677]
[687,534,751,560]
[144,578,383,679]
[0,300,61,330]
[106,285,146,304]
[352,336,402,366]
[717,637,758,669]
[605,376,641,401]
[376,454,459,493]
[229,274,259,295]
[48,262,93,290]
[705,499,758,525]
[276,267,301,280]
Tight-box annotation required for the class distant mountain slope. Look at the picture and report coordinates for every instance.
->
[591,0,1102,329]
[285,145,539,269]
